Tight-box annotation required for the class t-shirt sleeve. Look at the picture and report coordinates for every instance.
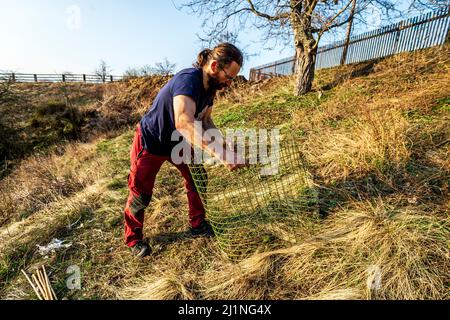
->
[172,73,201,103]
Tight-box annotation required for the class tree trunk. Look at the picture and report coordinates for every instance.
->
[290,0,318,96]
[294,44,317,96]
[341,0,357,66]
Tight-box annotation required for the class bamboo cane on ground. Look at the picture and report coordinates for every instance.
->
[21,269,43,301]
[42,265,57,300]
[21,266,58,300]
[36,267,52,300]
[31,273,47,299]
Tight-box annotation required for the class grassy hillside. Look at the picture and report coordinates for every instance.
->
[0,76,169,178]
[0,44,448,300]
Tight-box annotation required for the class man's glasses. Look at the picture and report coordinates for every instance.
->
[221,67,236,81]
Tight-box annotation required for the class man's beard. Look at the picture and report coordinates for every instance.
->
[207,73,227,91]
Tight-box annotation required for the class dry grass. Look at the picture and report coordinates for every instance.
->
[217,76,293,106]
[0,140,110,227]
[0,76,168,180]
[0,179,108,291]
[0,75,170,226]
[118,198,449,300]
[201,199,449,300]
[302,108,412,181]
[119,271,197,300]
[96,76,169,130]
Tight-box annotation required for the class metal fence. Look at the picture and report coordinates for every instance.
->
[249,8,450,81]
[0,73,123,83]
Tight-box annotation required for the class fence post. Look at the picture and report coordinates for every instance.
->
[34,74,38,82]
[11,73,16,83]
[82,74,86,82]
[110,75,113,82]
[446,21,450,44]
[394,21,403,54]
[292,57,297,74]
[62,74,66,82]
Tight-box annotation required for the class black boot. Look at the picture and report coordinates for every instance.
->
[130,241,151,258]
[190,220,214,237]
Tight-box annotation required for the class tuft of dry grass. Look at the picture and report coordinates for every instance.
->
[119,271,197,300]
[0,141,108,227]
[97,76,169,130]
[304,288,365,300]
[302,108,412,181]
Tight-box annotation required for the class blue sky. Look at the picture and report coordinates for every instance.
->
[0,0,420,78]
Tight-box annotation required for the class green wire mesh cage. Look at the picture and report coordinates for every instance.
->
[188,135,319,260]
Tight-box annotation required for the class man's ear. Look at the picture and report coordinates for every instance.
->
[210,60,219,73]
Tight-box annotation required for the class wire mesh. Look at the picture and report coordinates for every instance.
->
[189,136,319,260]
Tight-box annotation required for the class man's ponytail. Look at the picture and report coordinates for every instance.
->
[193,43,243,69]
[195,49,212,68]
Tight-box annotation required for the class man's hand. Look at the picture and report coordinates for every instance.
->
[224,161,245,171]
[222,149,247,171]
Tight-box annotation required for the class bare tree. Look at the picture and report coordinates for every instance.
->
[123,67,141,78]
[140,65,156,76]
[409,0,450,12]
[153,58,177,76]
[123,60,176,79]
[123,65,155,78]
[94,60,112,82]
[177,0,439,95]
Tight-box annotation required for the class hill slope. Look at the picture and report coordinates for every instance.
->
[0,45,448,300]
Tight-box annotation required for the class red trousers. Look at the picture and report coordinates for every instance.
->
[123,125,205,247]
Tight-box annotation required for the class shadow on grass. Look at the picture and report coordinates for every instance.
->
[321,60,378,91]
[312,157,449,218]
[145,229,213,253]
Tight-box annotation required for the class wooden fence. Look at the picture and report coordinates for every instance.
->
[249,8,450,81]
[0,73,123,84]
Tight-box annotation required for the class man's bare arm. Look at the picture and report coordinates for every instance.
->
[202,107,217,131]
[174,95,210,151]
[201,106,228,148]
[173,95,241,170]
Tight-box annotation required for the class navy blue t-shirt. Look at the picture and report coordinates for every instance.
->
[140,68,215,155]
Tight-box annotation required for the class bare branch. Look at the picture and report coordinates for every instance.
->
[246,0,290,21]
[314,0,354,44]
